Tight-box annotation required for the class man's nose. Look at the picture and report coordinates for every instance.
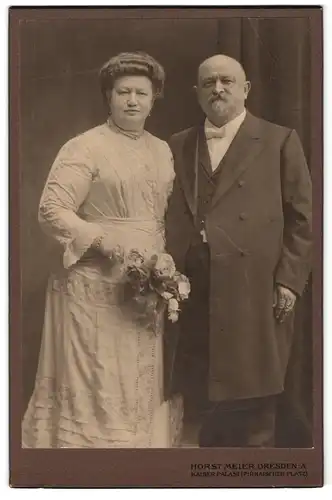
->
[127,92,138,106]
[213,79,224,94]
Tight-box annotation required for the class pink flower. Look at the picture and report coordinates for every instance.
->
[126,249,145,267]
[150,253,176,279]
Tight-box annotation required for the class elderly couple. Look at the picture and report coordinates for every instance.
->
[22,51,312,449]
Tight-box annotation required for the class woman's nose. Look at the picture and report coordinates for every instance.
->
[127,92,138,106]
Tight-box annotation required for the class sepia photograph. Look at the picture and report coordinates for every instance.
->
[9,6,323,487]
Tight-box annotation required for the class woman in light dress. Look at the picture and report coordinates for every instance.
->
[22,52,183,448]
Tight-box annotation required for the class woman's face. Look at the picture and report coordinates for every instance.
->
[108,75,154,131]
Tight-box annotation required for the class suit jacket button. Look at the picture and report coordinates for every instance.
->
[239,212,247,220]
[238,180,245,187]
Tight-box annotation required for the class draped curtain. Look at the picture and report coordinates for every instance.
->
[20,15,312,446]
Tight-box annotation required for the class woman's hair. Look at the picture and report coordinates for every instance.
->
[99,51,165,105]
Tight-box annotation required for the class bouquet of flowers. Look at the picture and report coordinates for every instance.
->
[122,249,191,325]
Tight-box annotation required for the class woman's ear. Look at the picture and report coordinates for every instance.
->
[105,89,112,108]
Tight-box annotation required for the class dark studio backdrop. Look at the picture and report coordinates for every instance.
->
[20,15,312,447]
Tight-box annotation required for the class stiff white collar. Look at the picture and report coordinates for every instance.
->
[204,109,247,140]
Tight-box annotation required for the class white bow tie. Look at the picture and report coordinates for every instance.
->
[205,126,226,140]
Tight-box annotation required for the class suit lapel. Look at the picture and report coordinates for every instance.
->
[175,114,264,215]
[176,126,199,216]
[210,112,264,208]
[198,126,213,175]
[178,124,216,216]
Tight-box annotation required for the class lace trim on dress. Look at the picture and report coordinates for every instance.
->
[107,116,144,140]
[63,228,105,269]
[22,377,184,448]
[22,373,158,448]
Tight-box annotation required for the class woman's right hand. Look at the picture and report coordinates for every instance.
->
[93,234,125,262]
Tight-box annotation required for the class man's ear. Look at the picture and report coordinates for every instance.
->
[244,81,251,99]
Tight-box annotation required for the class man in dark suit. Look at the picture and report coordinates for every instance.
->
[165,54,312,447]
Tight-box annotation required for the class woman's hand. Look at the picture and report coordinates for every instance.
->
[95,234,113,257]
[93,235,125,262]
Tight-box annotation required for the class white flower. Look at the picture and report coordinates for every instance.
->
[168,311,179,323]
[160,291,173,300]
[178,280,190,300]
[168,298,179,312]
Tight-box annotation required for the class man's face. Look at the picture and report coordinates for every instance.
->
[197,56,250,126]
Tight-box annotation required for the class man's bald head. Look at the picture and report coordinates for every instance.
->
[196,54,250,127]
[198,55,247,84]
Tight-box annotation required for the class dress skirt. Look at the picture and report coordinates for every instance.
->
[22,218,183,448]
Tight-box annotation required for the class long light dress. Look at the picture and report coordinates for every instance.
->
[21,121,183,448]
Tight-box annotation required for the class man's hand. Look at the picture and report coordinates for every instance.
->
[273,285,297,323]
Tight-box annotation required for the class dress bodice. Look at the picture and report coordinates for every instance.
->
[78,124,174,224]
[38,122,175,267]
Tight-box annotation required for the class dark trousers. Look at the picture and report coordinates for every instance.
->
[198,396,277,448]
[176,243,211,415]
[178,242,277,448]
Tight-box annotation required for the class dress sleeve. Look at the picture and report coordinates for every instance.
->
[38,136,105,269]
[162,141,175,202]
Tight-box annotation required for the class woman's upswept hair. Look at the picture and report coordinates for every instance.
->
[99,51,165,105]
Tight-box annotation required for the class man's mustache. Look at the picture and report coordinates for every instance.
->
[210,93,227,102]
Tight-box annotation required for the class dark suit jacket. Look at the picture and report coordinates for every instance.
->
[165,112,312,401]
